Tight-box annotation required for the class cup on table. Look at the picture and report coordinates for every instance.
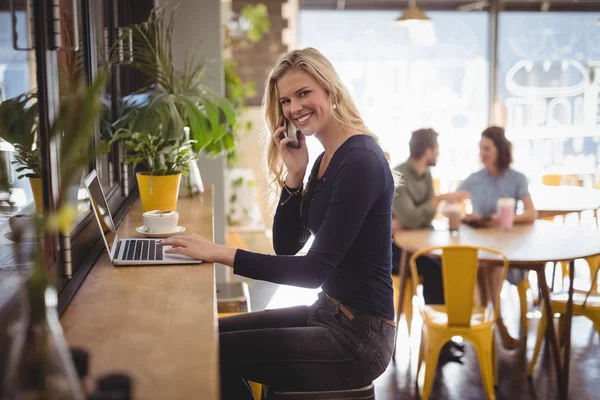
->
[142,210,179,234]
[447,211,461,233]
[441,203,463,234]
[497,198,515,231]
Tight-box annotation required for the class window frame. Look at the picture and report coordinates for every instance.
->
[56,0,144,314]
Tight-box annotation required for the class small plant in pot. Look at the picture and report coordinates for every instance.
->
[111,129,197,212]
[0,91,43,213]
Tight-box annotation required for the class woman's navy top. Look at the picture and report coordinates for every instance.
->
[233,135,395,320]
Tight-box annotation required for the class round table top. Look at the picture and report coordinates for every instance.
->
[530,185,600,216]
[394,220,600,265]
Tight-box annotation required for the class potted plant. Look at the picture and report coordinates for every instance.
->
[111,129,197,212]
[113,5,237,171]
[0,92,43,212]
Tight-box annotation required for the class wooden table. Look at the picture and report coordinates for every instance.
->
[61,189,219,400]
[394,220,600,400]
[530,184,600,219]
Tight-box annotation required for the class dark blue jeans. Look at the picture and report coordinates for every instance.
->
[219,292,396,399]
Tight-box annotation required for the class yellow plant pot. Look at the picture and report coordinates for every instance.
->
[29,177,43,213]
[136,172,181,212]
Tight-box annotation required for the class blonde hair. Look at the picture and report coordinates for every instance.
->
[262,47,400,200]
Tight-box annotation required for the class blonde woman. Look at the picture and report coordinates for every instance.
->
[161,48,397,399]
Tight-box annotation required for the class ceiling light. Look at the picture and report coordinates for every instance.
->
[394,0,435,46]
[394,0,432,26]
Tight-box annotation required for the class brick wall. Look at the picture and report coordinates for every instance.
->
[232,0,289,106]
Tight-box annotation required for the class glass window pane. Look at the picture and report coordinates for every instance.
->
[0,3,39,268]
[94,0,114,192]
[498,12,600,185]
[298,11,489,188]
[54,0,92,225]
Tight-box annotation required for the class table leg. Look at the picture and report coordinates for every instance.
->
[393,249,409,360]
[551,262,557,292]
[562,260,575,399]
[536,265,566,399]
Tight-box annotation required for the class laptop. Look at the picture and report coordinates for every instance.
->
[84,170,202,266]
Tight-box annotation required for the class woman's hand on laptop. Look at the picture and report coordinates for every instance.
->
[160,234,237,266]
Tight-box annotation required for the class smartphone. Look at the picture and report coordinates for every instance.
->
[283,118,300,149]
[464,217,491,228]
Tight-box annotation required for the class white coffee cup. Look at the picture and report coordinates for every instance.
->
[142,210,179,234]
[441,203,463,232]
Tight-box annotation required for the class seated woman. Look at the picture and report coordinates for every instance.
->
[161,48,399,399]
[458,126,537,349]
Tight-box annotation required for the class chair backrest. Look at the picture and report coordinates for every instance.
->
[542,174,562,186]
[583,255,600,307]
[542,174,581,187]
[410,245,509,327]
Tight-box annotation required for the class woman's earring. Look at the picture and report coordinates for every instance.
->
[333,103,337,109]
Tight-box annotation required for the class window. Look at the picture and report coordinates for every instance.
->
[0,3,39,267]
[299,11,489,188]
[497,12,600,184]
[0,0,151,313]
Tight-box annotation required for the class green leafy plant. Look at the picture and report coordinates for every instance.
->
[3,72,108,399]
[0,92,38,149]
[0,92,40,178]
[114,5,236,159]
[223,3,270,166]
[12,145,41,179]
[224,4,271,50]
[21,70,108,308]
[112,129,197,176]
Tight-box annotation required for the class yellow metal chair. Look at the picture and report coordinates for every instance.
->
[589,256,600,292]
[412,246,509,400]
[555,256,600,292]
[218,311,263,400]
[542,174,581,187]
[393,275,414,337]
[540,174,592,292]
[517,279,531,331]
[528,266,600,377]
[542,174,562,186]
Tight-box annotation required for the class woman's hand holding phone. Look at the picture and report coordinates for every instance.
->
[271,116,308,187]
[284,119,300,149]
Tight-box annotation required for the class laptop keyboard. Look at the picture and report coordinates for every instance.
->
[119,239,164,261]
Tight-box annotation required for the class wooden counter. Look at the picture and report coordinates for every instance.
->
[61,188,219,400]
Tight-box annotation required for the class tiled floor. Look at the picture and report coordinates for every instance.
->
[233,229,600,399]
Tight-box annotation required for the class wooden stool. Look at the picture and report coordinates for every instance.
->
[269,383,375,399]
[217,281,250,313]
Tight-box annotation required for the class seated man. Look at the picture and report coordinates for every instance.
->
[392,128,469,304]
[392,129,470,362]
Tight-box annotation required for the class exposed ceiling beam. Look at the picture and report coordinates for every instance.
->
[300,0,600,12]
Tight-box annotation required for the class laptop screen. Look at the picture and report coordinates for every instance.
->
[84,171,118,257]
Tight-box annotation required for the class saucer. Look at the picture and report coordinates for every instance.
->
[135,226,186,238]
